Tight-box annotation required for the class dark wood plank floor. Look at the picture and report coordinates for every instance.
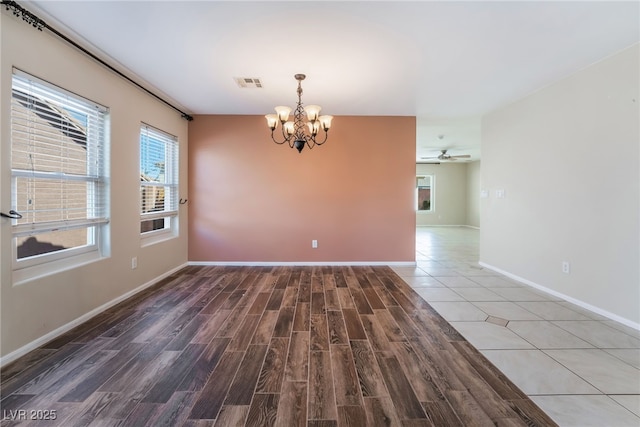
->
[0,266,557,426]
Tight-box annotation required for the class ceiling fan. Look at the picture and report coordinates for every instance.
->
[421,149,471,161]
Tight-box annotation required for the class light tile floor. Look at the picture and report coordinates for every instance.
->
[394,226,640,427]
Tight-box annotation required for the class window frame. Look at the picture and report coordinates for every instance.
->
[416,174,434,213]
[9,69,110,282]
[139,123,179,245]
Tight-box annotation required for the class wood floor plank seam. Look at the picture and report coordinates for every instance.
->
[0,265,558,427]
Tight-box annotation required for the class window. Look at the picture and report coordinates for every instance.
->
[140,124,178,240]
[416,175,433,211]
[10,70,109,275]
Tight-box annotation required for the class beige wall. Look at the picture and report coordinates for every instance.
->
[0,12,189,360]
[481,44,639,326]
[416,162,476,226]
[466,161,481,228]
[188,115,416,263]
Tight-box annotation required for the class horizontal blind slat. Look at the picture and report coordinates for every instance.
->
[13,218,110,238]
[10,71,109,244]
[140,123,179,225]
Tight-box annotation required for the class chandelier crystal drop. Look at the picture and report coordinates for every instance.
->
[265,74,333,153]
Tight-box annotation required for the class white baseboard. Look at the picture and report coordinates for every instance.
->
[189,261,417,267]
[0,262,188,367]
[417,225,479,229]
[479,261,640,331]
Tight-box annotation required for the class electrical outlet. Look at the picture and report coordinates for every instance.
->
[562,261,570,274]
[131,257,138,269]
[496,189,506,199]
[312,240,318,249]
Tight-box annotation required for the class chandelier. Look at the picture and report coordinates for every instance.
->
[265,74,333,153]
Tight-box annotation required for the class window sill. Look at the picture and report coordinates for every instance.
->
[141,228,178,247]
[12,249,107,286]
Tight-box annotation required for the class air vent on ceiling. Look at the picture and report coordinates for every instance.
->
[235,77,262,88]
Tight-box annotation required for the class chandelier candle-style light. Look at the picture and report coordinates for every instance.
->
[265,74,333,153]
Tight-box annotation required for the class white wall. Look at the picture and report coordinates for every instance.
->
[466,161,481,228]
[481,44,639,326]
[0,11,189,360]
[416,161,480,227]
[416,163,467,226]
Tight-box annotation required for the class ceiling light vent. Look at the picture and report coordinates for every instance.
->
[235,77,262,88]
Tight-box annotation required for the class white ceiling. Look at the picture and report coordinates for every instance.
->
[28,1,639,161]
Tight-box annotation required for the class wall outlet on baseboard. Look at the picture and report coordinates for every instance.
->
[562,261,570,274]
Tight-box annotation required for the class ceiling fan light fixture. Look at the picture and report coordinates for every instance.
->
[420,149,472,161]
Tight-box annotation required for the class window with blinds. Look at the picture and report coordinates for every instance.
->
[10,70,109,267]
[140,124,178,236]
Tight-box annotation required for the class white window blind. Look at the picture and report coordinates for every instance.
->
[140,124,178,234]
[10,70,109,261]
[417,175,431,189]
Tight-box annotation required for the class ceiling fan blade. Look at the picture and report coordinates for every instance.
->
[450,154,471,158]
[420,156,439,160]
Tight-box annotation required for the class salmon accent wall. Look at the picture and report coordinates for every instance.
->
[188,115,416,263]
